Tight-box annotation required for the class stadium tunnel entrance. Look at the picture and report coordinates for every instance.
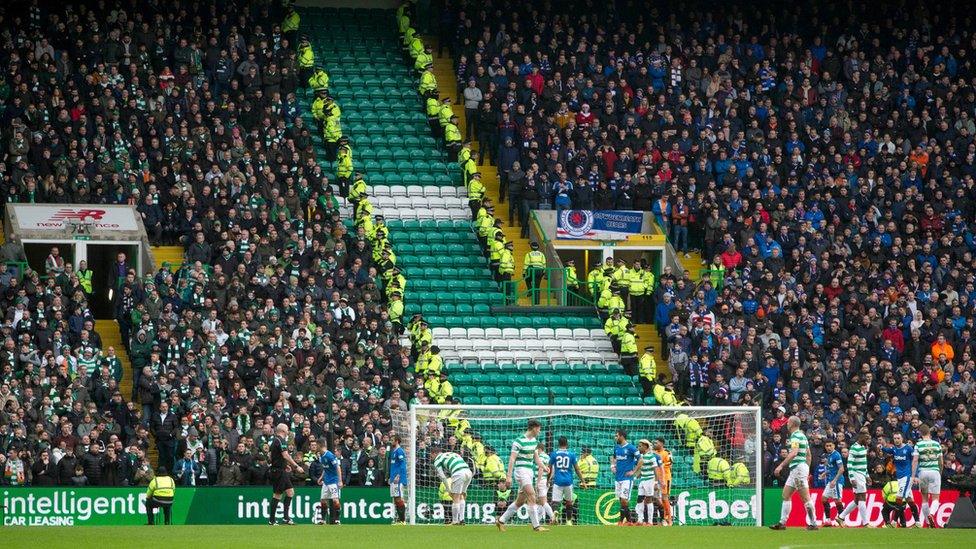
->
[86,243,140,318]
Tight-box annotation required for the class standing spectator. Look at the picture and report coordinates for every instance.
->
[462,79,483,140]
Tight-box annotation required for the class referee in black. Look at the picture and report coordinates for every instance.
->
[269,423,305,525]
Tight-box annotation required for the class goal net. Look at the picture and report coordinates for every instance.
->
[391,405,761,526]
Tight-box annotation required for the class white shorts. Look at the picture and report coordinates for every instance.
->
[513,468,535,492]
[390,483,405,498]
[822,482,842,500]
[850,472,868,494]
[637,479,659,497]
[919,470,941,495]
[785,463,809,490]
[321,483,341,500]
[449,469,473,494]
[896,476,915,500]
[551,484,573,502]
[536,478,549,498]
[614,479,633,499]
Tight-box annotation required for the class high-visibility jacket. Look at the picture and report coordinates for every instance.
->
[653,383,678,406]
[408,36,424,59]
[438,104,453,127]
[606,294,625,313]
[354,199,373,219]
[458,146,472,166]
[484,454,506,481]
[462,157,477,187]
[324,117,342,141]
[727,462,750,487]
[444,123,461,144]
[619,332,637,354]
[709,265,725,288]
[308,69,329,90]
[389,299,404,323]
[426,97,440,118]
[476,215,493,238]
[498,249,515,275]
[597,287,612,309]
[311,96,326,120]
[579,454,599,486]
[693,435,716,474]
[587,268,605,294]
[432,378,452,403]
[397,14,411,34]
[419,71,437,95]
[414,51,433,71]
[604,316,626,337]
[707,457,730,482]
[565,266,579,289]
[282,12,300,34]
[78,269,93,293]
[628,268,647,295]
[414,328,432,349]
[524,250,546,269]
[468,178,485,201]
[427,354,443,377]
[489,238,505,262]
[298,44,314,68]
[611,266,629,288]
[348,177,367,202]
[147,475,175,499]
[642,270,656,292]
[336,146,353,178]
[639,353,657,381]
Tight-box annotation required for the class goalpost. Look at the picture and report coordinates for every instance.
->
[391,405,762,526]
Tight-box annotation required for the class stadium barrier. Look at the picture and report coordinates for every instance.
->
[760,487,963,527]
[1,486,757,526]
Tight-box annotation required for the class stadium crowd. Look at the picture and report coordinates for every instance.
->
[0,0,413,488]
[440,0,976,487]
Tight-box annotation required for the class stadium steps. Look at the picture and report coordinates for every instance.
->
[298,8,634,402]
[633,323,670,383]
[428,36,540,305]
[94,319,133,398]
[151,245,185,271]
[93,319,155,464]
[678,249,705,281]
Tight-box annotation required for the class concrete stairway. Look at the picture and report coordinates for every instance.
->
[429,39,546,305]
[151,245,184,272]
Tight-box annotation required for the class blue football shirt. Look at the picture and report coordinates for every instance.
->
[549,449,578,487]
[613,443,639,482]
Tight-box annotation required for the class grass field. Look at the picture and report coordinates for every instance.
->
[0,524,970,548]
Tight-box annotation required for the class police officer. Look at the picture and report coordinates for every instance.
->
[426,95,442,133]
[489,232,506,278]
[297,35,314,83]
[388,291,404,335]
[348,171,367,207]
[146,466,176,525]
[468,171,486,219]
[444,115,462,157]
[335,136,353,198]
[628,261,647,322]
[523,242,546,305]
[638,345,657,396]
[308,66,329,92]
[619,325,638,376]
[578,447,599,488]
[564,259,580,305]
[498,241,515,295]
[419,66,438,98]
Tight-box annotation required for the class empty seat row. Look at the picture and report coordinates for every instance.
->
[433,327,609,341]
[463,396,650,406]
[372,207,470,220]
[437,338,613,353]
[419,315,604,330]
[445,361,625,375]
[439,349,619,365]
[371,196,467,210]
[371,185,463,198]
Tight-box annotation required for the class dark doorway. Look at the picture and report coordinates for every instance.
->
[86,244,139,318]
[24,242,74,278]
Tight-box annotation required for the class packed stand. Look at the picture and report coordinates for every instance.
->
[441,0,976,487]
[0,0,410,488]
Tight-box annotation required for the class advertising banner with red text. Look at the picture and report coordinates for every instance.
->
[766,487,961,527]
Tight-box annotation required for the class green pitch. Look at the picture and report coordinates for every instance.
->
[1,524,970,548]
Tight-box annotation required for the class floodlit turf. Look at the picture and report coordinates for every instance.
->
[0,524,970,548]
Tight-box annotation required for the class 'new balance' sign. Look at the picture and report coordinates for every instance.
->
[11,204,139,232]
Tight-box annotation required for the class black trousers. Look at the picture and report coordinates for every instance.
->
[147,496,173,525]
[621,354,638,377]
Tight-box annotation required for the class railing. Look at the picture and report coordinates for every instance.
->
[498,266,596,307]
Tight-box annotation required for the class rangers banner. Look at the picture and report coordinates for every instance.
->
[556,210,643,240]
[761,487,961,527]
